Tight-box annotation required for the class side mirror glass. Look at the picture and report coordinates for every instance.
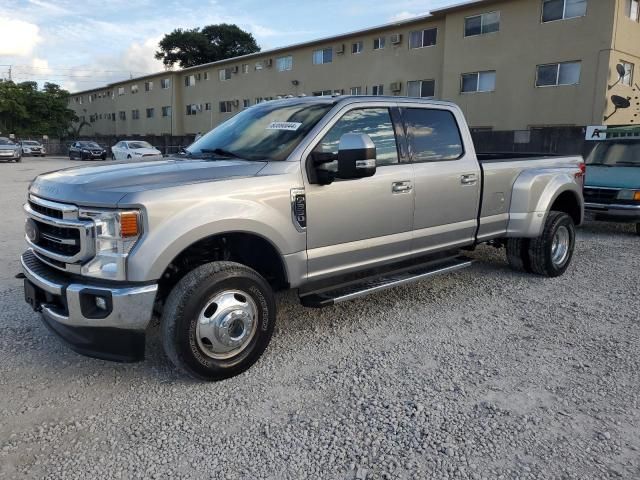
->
[336,133,377,180]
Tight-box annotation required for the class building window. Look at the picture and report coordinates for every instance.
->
[132,109,140,120]
[351,41,363,54]
[186,104,198,115]
[119,111,126,120]
[621,61,635,86]
[465,11,500,36]
[219,68,231,81]
[144,81,153,92]
[242,64,249,74]
[313,47,333,65]
[220,101,233,113]
[202,102,210,111]
[131,84,138,94]
[536,61,581,86]
[185,75,195,87]
[461,71,496,93]
[118,87,125,96]
[371,84,384,96]
[204,72,209,80]
[407,79,436,98]
[161,78,171,89]
[629,0,640,21]
[161,106,171,117]
[243,99,250,108]
[255,62,264,71]
[350,86,363,95]
[276,56,293,72]
[373,37,385,49]
[146,108,154,118]
[409,28,437,49]
[542,0,587,23]
[312,90,333,96]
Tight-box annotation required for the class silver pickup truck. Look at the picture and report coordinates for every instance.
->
[20,97,585,380]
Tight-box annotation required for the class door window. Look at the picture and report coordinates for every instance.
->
[402,108,464,162]
[314,108,399,167]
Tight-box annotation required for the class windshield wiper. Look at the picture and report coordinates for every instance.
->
[200,148,242,159]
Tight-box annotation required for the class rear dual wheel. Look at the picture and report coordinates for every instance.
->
[507,211,575,277]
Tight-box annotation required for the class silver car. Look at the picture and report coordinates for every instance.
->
[0,137,22,162]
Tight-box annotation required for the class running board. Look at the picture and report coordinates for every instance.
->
[299,256,473,308]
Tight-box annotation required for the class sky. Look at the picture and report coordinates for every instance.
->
[0,0,462,93]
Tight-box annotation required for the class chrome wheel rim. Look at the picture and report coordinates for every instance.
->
[551,226,570,267]
[196,290,258,360]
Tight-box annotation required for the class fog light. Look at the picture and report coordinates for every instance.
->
[95,296,107,310]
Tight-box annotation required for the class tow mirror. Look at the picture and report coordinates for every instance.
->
[336,133,377,180]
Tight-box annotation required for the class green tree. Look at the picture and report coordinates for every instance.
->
[0,80,76,138]
[155,24,260,69]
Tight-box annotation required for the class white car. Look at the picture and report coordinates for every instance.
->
[111,140,162,161]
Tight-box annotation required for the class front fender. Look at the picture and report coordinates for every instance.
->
[507,170,582,238]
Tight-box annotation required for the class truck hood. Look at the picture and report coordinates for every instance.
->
[0,144,19,150]
[585,165,640,189]
[29,157,268,207]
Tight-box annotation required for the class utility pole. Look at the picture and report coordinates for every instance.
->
[8,65,11,81]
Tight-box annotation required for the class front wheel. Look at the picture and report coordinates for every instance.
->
[161,261,276,381]
[528,211,576,277]
[15,156,22,163]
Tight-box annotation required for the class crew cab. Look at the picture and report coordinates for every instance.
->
[584,126,640,235]
[19,97,585,380]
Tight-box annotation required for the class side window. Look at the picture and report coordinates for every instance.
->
[314,108,399,167]
[402,108,464,162]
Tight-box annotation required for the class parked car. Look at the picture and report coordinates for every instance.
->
[0,137,22,162]
[19,140,46,157]
[111,140,162,160]
[20,96,584,381]
[584,126,640,236]
[69,141,107,161]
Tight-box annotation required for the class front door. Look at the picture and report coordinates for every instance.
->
[304,104,415,281]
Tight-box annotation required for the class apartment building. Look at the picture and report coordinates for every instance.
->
[69,0,640,137]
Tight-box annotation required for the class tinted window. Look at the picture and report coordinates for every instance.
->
[402,108,464,162]
[314,108,399,167]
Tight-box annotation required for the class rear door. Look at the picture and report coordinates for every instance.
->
[401,105,481,254]
[303,103,415,281]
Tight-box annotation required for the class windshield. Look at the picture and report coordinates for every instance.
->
[587,141,640,167]
[128,141,153,150]
[186,100,334,161]
[24,141,40,146]
[0,138,15,145]
[80,142,100,148]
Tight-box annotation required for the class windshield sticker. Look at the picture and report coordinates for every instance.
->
[266,122,302,131]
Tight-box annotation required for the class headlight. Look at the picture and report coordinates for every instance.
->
[617,190,640,201]
[79,209,142,280]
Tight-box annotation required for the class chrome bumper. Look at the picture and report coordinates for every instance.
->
[585,202,640,220]
[21,249,157,330]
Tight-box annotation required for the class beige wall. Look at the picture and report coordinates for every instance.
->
[70,0,639,136]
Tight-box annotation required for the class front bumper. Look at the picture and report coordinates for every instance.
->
[585,202,640,222]
[21,249,158,362]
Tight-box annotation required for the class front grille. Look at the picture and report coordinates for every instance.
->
[584,187,619,205]
[29,201,63,219]
[34,219,81,256]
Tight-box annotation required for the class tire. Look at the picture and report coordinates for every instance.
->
[112,154,116,160]
[101,155,106,161]
[636,224,640,236]
[15,156,22,163]
[161,261,276,381]
[506,238,532,273]
[528,211,576,277]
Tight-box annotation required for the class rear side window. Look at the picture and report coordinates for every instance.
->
[402,108,464,162]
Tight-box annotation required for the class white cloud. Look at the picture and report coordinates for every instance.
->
[389,11,425,22]
[31,57,52,74]
[0,17,41,56]
[120,37,165,74]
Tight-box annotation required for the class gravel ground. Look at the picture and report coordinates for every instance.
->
[0,157,639,480]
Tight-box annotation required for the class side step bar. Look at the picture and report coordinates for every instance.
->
[299,256,473,308]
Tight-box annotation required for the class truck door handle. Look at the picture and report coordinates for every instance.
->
[460,174,478,185]
[392,181,413,194]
